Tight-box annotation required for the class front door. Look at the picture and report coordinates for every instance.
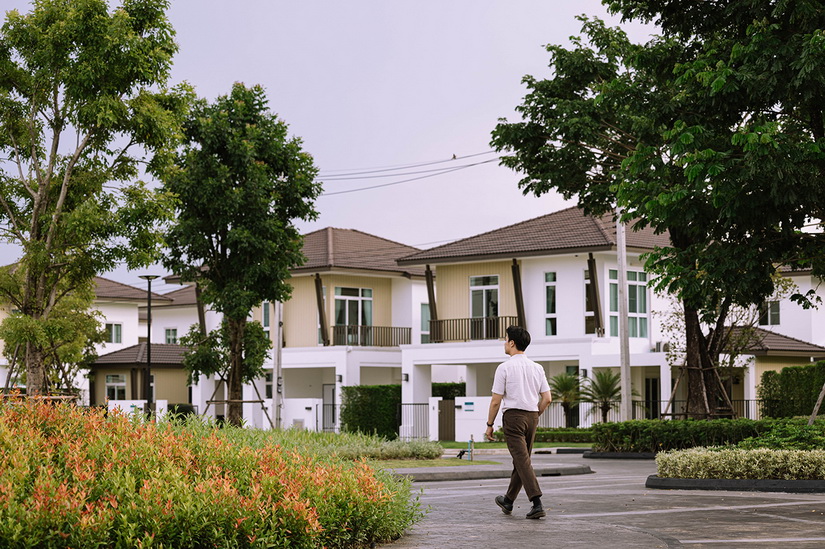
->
[470,276,499,339]
[438,400,456,441]
[322,383,336,431]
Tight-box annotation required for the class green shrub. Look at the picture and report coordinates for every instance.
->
[0,400,423,548]
[656,447,825,480]
[340,384,401,439]
[759,361,825,418]
[589,418,817,453]
[736,422,825,450]
[432,382,465,400]
[534,427,594,443]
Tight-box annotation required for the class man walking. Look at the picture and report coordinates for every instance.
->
[485,325,552,519]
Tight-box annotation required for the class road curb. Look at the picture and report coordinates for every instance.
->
[646,474,825,493]
[392,463,594,482]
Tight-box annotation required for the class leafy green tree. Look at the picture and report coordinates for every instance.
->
[0,0,191,395]
[492,17,787,417]
[580,369,622,423]
[163,83,321,426]
[549,373,581,428]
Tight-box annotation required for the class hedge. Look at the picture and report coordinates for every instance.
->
[432,382,465,400]
[656,447,825,480]
[534,427,594,443]
[590,418,825,453]
[759,361,825,418]
[340,385,401,439]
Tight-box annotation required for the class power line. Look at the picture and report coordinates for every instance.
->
[320,157,502,197]
[318,150,497,177]
[322,159,500,181]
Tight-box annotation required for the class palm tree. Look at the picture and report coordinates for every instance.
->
[580,369,622,423]
[549,373,581,428]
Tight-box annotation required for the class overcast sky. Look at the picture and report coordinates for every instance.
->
[1,1,656,293]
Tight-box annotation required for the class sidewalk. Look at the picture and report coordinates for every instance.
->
[382,453,825,548]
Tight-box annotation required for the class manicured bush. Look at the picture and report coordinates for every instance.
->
[432,382,465,400]
[759,361,825,418]
[656,447,825,480]
[736,422,825,450]
[534,427,594,443]
[589,418,821,453]
[0,400,423,548]
[340,384,401,439]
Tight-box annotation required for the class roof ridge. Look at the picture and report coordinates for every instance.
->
[593,211,616,245]
[326,227,334,265]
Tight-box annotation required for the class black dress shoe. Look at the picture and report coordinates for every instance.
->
[526,504,546,519]
[495,495,513,515]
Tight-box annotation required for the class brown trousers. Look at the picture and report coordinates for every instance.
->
[502,408,541,502]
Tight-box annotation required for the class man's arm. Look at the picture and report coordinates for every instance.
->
[485,393,503,441]
[537,390,552,415]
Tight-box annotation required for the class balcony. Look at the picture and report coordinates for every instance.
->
[429,316,519,343]
[330,325,411,347]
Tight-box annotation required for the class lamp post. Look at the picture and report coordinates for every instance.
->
[139,274,159,413]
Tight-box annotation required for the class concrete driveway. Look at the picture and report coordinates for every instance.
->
[382,453,825,548]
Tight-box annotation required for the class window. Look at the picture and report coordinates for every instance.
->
[334,287,373,345]
[470,275,499,339]
[105,374,126,400]
[265,372,273,399]
[165,328,178,344]
[421,303,431,343]
[262,301,271,338]
[584,271,596,334]
[105,323,122,344]
[759,301,780,326]
[545,272,557,336]
[609,270,649,338]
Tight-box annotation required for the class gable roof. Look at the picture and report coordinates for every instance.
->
[726,326,825,358]
[93,343,187,367]
[94,276,171,303]
[293,227,426,277]
[397,206,671,265]
[156,284,198,307]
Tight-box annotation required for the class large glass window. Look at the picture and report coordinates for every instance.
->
[470,275,499,339]
[609,269,649,338]
[759,301,780,326]
[105,323,122,344]
[262,301,271,339]
[105,374,126,400]
[334,287,373,345]
[421,303,431,343]
[545,272,557,336]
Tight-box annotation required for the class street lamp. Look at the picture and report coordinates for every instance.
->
[139,274,160,413]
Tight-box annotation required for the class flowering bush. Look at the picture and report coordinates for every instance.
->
[656,447,825,480]
[0,400,423,548]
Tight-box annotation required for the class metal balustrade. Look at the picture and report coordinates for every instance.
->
[330,325,411,347]
[429,316,520,343]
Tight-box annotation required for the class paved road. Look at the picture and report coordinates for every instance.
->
[382,453,825,548]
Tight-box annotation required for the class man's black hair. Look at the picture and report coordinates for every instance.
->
[506,325,530,351]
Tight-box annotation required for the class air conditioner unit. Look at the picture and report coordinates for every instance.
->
[653,341,670,353]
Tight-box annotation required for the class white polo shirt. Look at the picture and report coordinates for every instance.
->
[491,353,550,413]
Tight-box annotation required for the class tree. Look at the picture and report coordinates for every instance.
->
[163,83,321,426]
[580,369,623,423]
[549,373,581,428]
[0,0,191,395]
[491,17,791,417]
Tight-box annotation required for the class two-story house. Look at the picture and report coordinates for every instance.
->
[271,227,427,431]
[394,207,825,441]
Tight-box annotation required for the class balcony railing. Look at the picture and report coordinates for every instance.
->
[429,316,519,343]
[330,325,411,347]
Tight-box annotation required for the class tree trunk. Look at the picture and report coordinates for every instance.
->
[683,304,710,418]
[25,343,47,396]
[226,316,246,426]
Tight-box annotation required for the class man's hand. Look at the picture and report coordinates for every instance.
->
[485,425,495,441]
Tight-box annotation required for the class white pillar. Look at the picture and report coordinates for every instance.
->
[659,361,672,416]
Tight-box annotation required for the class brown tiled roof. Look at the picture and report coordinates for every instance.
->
[726,327,825,357]
[93,343,188,366]
[158,284,198,306]
[94,276,171,303]
[293,228,426,277]
[397,206,671,265]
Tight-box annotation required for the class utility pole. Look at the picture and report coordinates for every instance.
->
[617,212,632,421]
[274,300,283,429]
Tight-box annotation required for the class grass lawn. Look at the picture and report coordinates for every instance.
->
[376,458,502,469]
[439,441,592,449]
